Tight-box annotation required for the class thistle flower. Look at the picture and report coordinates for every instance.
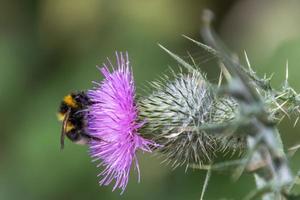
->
[87,52,156,193]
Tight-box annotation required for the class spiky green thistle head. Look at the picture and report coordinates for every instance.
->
[138,69,245,168]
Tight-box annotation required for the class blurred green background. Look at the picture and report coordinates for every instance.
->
[1,0,300,199]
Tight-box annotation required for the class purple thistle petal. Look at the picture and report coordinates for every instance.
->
[87,52,156,193]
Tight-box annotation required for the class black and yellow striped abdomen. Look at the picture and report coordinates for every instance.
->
[57,91,92,147]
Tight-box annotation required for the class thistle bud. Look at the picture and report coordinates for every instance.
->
[139,70,245,168]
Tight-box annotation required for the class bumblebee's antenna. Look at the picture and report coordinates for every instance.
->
[61,108,71,150]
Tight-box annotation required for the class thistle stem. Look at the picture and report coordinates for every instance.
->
[201,9,293,199]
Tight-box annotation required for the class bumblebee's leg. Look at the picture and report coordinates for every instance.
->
[66,129,90,145]
[81,132,102,142]
[61,108,71,150]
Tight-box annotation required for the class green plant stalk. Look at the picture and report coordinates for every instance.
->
[200,9,293,199]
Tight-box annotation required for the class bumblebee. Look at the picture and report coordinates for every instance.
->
[57,91,94,149]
